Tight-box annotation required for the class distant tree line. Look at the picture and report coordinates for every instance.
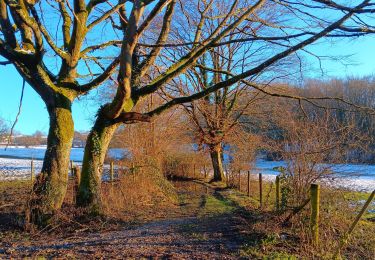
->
[0,121,88,148]
[247,77,375,163]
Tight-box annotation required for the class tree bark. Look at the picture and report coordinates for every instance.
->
[29,96,74,226]
[76,109,119,213]
[210,144,226,182]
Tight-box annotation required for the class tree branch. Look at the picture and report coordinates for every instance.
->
[113,112,151,123]
[135,0,175,81]
[0,60,11,65]
[137,0,171,35]
[135,0,267,97]
[29,6,68,59]
[5,79,25,150]
[87,2,125,30]
[59,1,72,49]
[105,0,145,118]
[146,2,370,117]
[79,57,120,93]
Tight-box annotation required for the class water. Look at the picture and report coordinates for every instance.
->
[0,146,125,162]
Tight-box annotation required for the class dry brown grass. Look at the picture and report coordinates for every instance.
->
[0,176,373,259]
[231,180,375,259]
[101,167,179,222]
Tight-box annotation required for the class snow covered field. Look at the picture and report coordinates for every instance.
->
[252,159,375,192]
[0,157,43,180]
[0,147,374,192]
[258,173,375,193]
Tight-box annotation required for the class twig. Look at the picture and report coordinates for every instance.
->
[0,61,11,65]
[333,189,375,259]
[282,198,311,225]
[0,203,14,209]
[5,79,25,150]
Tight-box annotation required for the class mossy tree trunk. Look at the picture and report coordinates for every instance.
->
[29,95,74,226]
[210,144,226,182]
[76,108,119,213]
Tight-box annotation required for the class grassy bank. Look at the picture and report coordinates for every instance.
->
[208,182,375,259]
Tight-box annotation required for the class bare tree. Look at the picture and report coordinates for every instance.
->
[176,45,268,182]
[0,0,127,224]
[76,0,375,212]
[301,78,375,162]
[265,107,361,207]
[0,116,9,141]
[1,0,374,221]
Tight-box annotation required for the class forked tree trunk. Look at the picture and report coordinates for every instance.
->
[76,111,119,214]
[29,97,74,226]
[210,144,226,182]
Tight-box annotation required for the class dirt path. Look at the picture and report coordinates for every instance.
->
[1,182,249,259]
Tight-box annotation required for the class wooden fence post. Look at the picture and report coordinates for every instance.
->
[70,160,74,177]
[30,158,34,183]
[247,171,250,197]
[275,176,280,211]
[310,183,320,246]
[73,166,81,187]
[259,173,263,208]
[110,161,114,181]
[72,166,81,203]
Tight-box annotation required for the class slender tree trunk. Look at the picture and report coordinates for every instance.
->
[76,110,119,213]
[29,97,74,226]
[210,144,226,182]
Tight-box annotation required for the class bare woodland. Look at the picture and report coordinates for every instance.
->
[1,1,375,257]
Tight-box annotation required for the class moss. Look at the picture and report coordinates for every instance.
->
[77,115,119,210]
[123,98,135,112]
[30,100,75,226]
[90,131,102,156]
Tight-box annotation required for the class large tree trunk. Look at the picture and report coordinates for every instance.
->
[29,97,74,226]
[76,111,118,214]
[210,144,226,182]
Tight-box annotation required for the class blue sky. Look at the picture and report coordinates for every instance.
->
[0,35,374,135]
[0,68,100,135]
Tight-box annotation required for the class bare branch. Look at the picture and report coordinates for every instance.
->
[137,0,171,35]
[135,0,176,81]
[146,1,371,117]
[137,0,267,97]
[5,79,25,150]
[0,60,11,65]
[79,57,120,93]
[87,2,125,30]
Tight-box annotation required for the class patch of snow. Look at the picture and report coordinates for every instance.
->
[0,158,43,180]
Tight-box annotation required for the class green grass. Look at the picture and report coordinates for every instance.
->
[0,180,30,189]
[198,194,235,217]
[343,190,373,201]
